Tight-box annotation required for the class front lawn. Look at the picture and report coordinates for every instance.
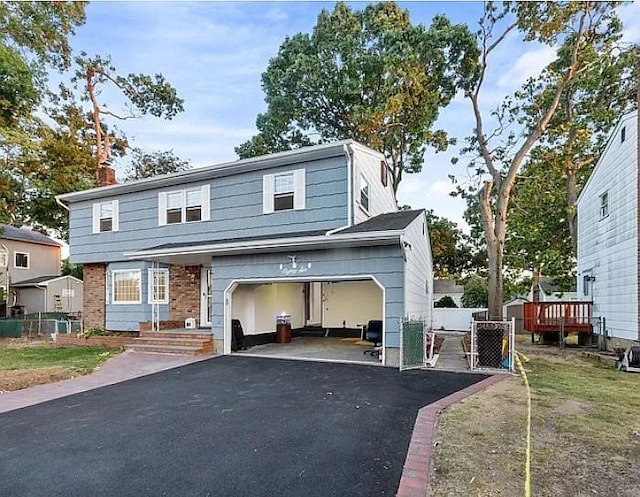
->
[0,344,120,392]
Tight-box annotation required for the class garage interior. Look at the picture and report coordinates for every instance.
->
[229,279,383,364]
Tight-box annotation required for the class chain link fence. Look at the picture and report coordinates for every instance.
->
[399,319,438,371]
[470,320,515,372]
[0,313,82,339]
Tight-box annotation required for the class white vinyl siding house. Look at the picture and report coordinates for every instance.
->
[577,110,639,344]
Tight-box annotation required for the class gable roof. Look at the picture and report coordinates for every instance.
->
[10,275,82,288]
[0,225,60,248]
[335,210,424,234]
[57,140,384,204]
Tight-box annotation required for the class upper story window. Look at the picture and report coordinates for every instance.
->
[112,269,141,304]
[14,251,29,269]
[380,161,388,187]
[92,200,119,233]
[263,169,305,214]
[159,185,210,226]
[599,191,609,219]
[360,176,370,212]
[148,268,169,304]
[621,126,626,143]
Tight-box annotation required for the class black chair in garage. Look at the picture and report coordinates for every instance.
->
[363,320,383,357]
[231,319,247,352]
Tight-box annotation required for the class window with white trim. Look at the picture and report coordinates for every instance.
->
[92,200,119,233]
[148,268,169,304]
[599,191,609,219]
[158,185,210,225]
[15,251,29,269]
[112,270,141,304]
[263,169,305,213]
[360,176,369,212]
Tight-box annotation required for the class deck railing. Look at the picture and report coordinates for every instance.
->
[523,301,593,334]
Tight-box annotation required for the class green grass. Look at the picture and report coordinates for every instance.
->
[0,346,118,374]
[527,355,640,452]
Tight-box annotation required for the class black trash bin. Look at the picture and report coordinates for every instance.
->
[477,328,503,368]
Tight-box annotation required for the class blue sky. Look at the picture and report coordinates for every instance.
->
[68,1,640,230]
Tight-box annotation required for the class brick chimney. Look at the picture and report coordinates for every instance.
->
[97,166,117,187]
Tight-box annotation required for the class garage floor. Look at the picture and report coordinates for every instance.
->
[236,336,381,364]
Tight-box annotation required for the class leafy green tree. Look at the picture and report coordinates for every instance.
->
[0,2,87,229]
[62,258,83,280]
[425,210,483,278]
[434,296,458,308]
[461,276,488,308]
[455,1,627,319]
[237,1,478,192]
[124,148,190,181]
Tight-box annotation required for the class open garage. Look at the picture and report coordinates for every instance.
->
[226,277,385,364]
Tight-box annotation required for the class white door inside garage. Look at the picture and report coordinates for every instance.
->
[225,278,384,363]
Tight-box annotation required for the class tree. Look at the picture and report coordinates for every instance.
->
[0,2,87,229]
[425,210,482,278]
[457,1,627,319]
[434,296,458,308]
[72,53,184,176]
[461,276,488,308]
[236,1,478,192]
[124,148,190,181]
[62,258,83,280]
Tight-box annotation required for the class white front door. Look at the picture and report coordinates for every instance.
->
[200,267,213,327]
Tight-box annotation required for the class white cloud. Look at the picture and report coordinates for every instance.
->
[428,180,455,197]
[620,1,640,44]
[497,45,557,89]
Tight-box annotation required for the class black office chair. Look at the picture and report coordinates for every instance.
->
[363,320,383,357]
[231,319,247,351]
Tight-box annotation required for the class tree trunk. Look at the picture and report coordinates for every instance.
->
[566,163,578,256]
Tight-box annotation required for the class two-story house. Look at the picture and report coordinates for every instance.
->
[576,109,639,348]
[58,140,433,366]
[1,225,82,316]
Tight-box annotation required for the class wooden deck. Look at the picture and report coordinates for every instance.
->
[523,301,593,335]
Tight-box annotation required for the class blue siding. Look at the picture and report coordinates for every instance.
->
[69,157,349,263]
[105,261,169,331]
[210,245,405,347]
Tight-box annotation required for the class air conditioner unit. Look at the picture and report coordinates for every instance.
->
[184,317,197,329]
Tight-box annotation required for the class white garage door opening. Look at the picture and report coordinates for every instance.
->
[224,277,385,364]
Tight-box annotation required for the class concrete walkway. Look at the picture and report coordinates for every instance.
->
[0,350,215,414]
[435,330,470,371]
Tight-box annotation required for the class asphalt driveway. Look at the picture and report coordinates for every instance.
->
[0,356,487,497]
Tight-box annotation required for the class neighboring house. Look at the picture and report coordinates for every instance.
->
[0,225,64,316]
[527,277,580,302]
[10,276,83,315]
[433,279,464,307]
[58,140,433,366]
[576,109,639,347]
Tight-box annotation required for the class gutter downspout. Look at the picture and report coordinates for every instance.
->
[55,196,69,212]
[343,143,354,227]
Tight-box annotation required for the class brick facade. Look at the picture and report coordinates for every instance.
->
[83,263,106,330]
[169,265,201,325]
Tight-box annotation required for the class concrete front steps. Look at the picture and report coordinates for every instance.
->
[127,329,214,356]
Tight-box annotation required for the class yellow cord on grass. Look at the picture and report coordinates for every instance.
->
[515,350,532,497]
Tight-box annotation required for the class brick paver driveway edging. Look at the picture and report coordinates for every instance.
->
[0,356,489,497]
[396,374,507,497]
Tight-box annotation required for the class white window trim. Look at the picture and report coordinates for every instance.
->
[111,269,142,305]
[14,251,29,269]
[599,191,609,219]
[92,200,119,234]
[359,176,370,213]
[263,169,305,214]
[148,268,169,304]
[158,185,210,226]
